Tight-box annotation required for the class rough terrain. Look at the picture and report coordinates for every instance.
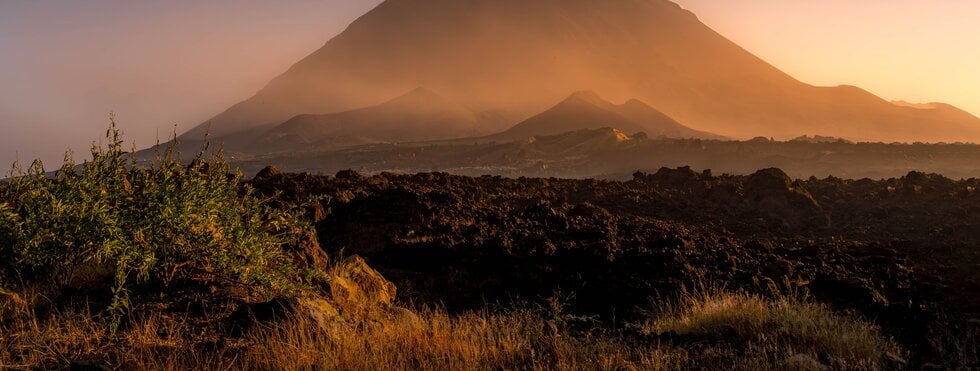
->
[224,131,980,180]
[252,166,980,365]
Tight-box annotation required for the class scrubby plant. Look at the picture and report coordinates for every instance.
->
[0,119,311,330]
[0,201,18,266]
[642,285,903,369]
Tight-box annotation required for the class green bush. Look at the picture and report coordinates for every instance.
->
[0,201,18,271]
[0,120,311,329]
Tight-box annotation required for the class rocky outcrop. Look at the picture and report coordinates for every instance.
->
[253,165,282,180]
[744,168,827,228]
[327,256,397,315]
[232,255,401,332]
[290,229,330,270]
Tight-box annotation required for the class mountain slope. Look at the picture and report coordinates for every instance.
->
[185,0,980,144]
[494,91,722,140]
[257,88,495,151]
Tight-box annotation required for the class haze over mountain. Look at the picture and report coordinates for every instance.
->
[494,91,722,141]
[184,0,980,145]
[255,87,502,152]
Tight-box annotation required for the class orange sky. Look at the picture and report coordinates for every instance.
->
[679,0,980,116]
[0,0,977,166]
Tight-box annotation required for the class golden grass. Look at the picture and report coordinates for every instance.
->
[641,286,904,370]
[1,285,902,370]
[244,307,679,370]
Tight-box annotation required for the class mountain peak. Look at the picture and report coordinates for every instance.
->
[552,91,620,113]
[186,0,980,144]
[494,90,721,141]
[566,90,606,103]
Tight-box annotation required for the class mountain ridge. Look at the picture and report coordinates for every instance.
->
[255,87,499,152]
[493,90,723,141]
[182,0,980,145]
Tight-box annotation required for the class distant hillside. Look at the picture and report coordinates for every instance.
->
[492,91,723,141]
[184,0,980,144]
[230,132,980,180]
[255,88,501,152]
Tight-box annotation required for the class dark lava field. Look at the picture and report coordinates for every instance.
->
[251,166,980,363]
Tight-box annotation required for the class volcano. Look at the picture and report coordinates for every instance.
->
[185,0,980,145]
[494,90,723,140]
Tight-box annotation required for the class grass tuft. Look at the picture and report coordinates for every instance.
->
[642,285,903,369]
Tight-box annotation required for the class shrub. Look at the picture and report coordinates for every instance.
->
[0,201,18,267]
[0,119,311,329]
[642,286,903,369]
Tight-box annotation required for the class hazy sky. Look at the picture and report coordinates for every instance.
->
[1,0,978,167]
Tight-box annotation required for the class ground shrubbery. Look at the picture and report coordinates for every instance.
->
[0,287,902,370]
[642,286,904,369]
[0,124,906,369]
[246,291,905,370]
[0,121,312,329]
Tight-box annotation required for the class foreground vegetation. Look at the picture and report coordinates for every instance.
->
[1,287,901,369]
[0,125,904,369]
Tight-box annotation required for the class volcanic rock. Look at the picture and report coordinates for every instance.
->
[745,168,826,228]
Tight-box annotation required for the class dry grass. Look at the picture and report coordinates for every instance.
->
[641,286,904,370]
[243,307,679,370]
[1,304,677,370]
[1,284,906,370]
[1,306,236,369]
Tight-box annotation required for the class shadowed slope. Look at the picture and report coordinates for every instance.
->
[257,88,498,152]
[494,91,722,140]
[185,0,980,144]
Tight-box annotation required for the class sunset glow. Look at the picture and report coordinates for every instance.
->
[682,0,980,120]
[2,2,980,367]
[1,0,977,166]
